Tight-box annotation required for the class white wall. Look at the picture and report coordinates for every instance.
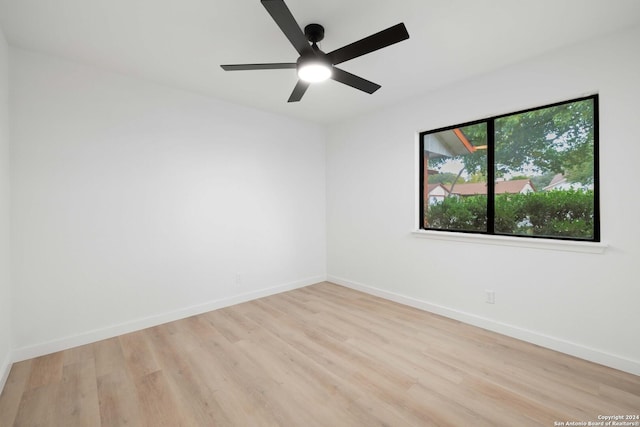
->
[327,26,640,374]
[10,48,326,357]
[0,24,11,387]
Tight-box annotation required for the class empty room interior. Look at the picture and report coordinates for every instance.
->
[0,0,639,425]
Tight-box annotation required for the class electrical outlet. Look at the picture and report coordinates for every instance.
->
[236,273,242,286]
[485,290,495,304]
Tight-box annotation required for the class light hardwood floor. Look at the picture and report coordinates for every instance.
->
[1,282,638,426]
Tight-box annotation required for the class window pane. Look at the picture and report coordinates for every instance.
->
[493,98,596,239]
[423,123,488,232]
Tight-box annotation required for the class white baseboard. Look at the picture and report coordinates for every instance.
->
[0,352,11,395]
[11,275,325,363]
[328,275,640,376]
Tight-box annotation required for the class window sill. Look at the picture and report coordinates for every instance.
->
[411,230,608,254]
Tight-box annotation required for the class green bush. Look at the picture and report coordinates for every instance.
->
[426,190,594,239]
[427,195,487,232]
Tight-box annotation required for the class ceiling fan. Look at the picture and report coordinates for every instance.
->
[220,0,410,102]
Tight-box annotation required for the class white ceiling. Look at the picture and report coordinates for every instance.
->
[1,0,640,125]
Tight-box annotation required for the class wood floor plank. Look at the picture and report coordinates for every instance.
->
[62,343,94,367]
[55,359,101,426]
[97,369,142,427]
[145,322,235,426]
[12,383,59,427]
[235,334,394,427]
[134,370,191,427]
[25,352,64,391]
[93,337,126,378]
[0,360,32,427]
[119,331,159,380]
[1,282,638,426]
[197,326,303,426]
[244,297,453,426]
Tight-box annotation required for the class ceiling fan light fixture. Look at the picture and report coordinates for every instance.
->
[298,62,332,83]
[297,57,332,83]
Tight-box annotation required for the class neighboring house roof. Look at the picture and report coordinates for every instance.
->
[426,183,450,197]
[495,179,536,194]
[543,173,568,191]
[435,179,536,196]
[546,173,566,186]
[427,183,448,192]
[543,173,592,191]
[449,182,487,196]
[423,128,480,159]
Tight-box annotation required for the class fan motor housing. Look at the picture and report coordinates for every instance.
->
[304,24,325,43]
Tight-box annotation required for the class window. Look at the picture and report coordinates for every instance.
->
[419,95,599,242]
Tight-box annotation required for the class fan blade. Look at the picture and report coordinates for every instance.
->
[328,23,409,65]
[261,0,310,55]
[221,63,296,71]
[288,80,310,102]
[331,68,381,94]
